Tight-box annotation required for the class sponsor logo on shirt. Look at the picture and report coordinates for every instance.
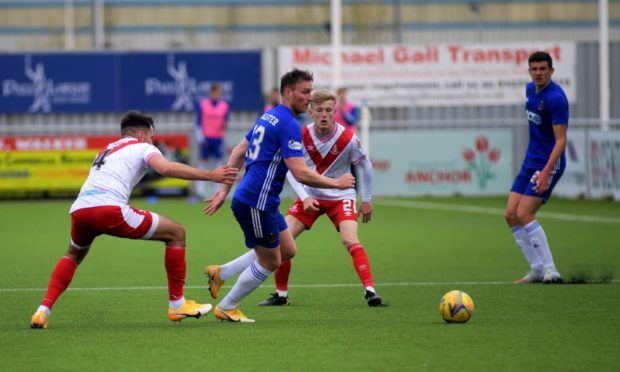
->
[526,110,542,125]
[81,187,108,196]
[288,140,302,150]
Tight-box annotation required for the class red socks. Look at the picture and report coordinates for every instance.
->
[165,246,186,301]
[40,247,187,308]
[41,256,78,309]
[274,260,291,291]
[347,243,374,288]
[275,245,374,290]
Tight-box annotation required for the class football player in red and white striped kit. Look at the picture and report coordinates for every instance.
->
[30,111,238,329]
[206,91,381,307]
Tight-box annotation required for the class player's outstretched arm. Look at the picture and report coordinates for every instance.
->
[204,188,227,216]
[206,165,239,184]
[204,138,249,215]
[285,156,355,190]
[227,138,249,170]
[286,171,320,212]
[356,158,373,223]
[148,154,238,183]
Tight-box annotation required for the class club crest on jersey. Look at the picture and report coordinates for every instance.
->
[330,145,340,155]
[537,100,545,111]
[288,140,302,151]
[305,144,316,153]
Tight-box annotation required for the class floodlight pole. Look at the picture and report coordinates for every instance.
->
[393,0,402,44]
[360,101,371,157]
[599,0,610,131]
[331,0,342,92]
[93,0,105,50]
[64,0,75,50]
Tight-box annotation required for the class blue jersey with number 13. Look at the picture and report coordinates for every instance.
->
[233,104,305,210]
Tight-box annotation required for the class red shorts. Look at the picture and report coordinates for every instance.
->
[286,198,357,230]
[70,205,159,249]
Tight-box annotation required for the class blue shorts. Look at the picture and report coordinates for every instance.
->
[200,138,224,160]
[231,198,287,248]
[510,162,565,204]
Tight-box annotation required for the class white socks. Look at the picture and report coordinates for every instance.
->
[169,297,186,310]
[524,220,558,273]
[37,305,51,317]
[219,260,272,310]
[511,225,543,273]
[220,249,257,280]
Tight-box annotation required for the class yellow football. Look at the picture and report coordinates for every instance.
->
[439,290,474,323]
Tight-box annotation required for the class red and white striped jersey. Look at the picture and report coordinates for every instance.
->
[70,138,161,213]
[301,122,366,200]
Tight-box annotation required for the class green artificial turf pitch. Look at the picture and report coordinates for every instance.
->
[1,197,618,371]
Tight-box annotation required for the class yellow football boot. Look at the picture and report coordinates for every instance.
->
[168,300,212,323]
[205,265,224,299]
[213,305,255,323]
[30,310,48,329]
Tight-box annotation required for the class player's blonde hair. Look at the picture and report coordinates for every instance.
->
[310,91,336,108]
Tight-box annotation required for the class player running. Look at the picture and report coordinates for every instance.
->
[257,90,381,307]
[203,69,355,322]
[30,111,238,329]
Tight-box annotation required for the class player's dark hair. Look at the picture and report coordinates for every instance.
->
[528,51,553,69]
[120,111,154,136]
[280,68,313,96]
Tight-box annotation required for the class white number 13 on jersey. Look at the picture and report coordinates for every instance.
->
[246,125,265,161]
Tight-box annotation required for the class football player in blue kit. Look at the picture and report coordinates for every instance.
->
[203,69,355,322]
[505,51,569,284]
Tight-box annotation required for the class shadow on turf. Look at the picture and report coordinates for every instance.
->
[370,302,389,308]
[564,268,614,284]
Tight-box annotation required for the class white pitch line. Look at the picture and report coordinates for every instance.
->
[1,280,617,293]
[374,199,620,224]
[0,282,518,293]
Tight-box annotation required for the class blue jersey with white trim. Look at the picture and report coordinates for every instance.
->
[523,80,569,169]
[234,104,304,210]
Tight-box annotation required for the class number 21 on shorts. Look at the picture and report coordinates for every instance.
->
[342,199,356,214]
